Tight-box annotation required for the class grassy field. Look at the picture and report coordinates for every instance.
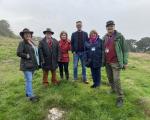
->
[0,36,150,120]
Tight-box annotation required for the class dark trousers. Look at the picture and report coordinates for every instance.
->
[105,63,123,99]
[58,62,69,80]
[90,67,101,86]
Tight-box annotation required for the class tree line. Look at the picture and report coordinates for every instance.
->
[0,19,16,38]
[126,37,150,53]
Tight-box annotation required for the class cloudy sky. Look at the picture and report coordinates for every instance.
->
[0,0,149,40]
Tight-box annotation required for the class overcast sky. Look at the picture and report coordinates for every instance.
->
[0,0,149,40]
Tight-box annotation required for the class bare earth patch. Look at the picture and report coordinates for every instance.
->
[45,108,66,120]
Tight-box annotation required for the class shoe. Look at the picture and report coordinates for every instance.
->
[90,85,96,88]
[90,84,100,88]
[51,71,60,85]
[83,81,89,84]
[116,98,123,107]
[52,80,60,85]
[65,74,69,80]
[29,96,39,102]
[43,83,49,87]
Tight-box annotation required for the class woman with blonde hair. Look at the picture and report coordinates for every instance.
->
[84,30,103,88]
[58,31,71,80]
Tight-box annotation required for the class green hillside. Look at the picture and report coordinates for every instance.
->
[0,36,150,120]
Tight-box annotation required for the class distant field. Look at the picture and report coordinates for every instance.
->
[0,36,150,120]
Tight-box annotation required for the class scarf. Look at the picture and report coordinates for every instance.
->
[48,38,53,48]
[89,36,98,44]
[28,40,40,66]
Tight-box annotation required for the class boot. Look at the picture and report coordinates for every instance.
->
[29,96,40,102]
[43,70,49,87]
[60,72,64,80]
[51,70,60,85]
[116,98,123,107]
[65,72,69,80]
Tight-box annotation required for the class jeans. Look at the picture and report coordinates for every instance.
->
[73,52,87,81]
[58,62,69,79]
[23,71,34,97]
[90,67,101,86]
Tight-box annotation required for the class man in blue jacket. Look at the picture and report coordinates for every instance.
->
[71,21,88,84]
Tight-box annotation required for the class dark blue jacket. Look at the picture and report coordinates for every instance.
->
[84,37,103,68]
[71,31,88,53]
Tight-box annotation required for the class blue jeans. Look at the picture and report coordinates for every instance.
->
[90,67,101,86]
[23,71,34,97]
[73,52,87,81]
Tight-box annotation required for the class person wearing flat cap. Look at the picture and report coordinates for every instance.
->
[17,28,40,102]
[38,28,60,86]
[102,21,128,107]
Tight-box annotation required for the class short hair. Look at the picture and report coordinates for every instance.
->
[89,30,98,37]
[60,31,68,38]
[76,21,82,24]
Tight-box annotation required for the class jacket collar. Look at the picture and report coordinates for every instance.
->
[43,37,54,42]
[104,30,122,41]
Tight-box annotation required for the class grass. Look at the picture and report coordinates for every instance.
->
[0,36,150,120]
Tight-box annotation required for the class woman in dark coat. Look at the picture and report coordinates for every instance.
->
[58,31,71,80]
[17,28,39,102]
[85,30,103,88]
[38,28,60,86]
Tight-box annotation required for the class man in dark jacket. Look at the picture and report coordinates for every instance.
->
[103,21,128,107]
[71,21,88,84]
[38,28,60,86]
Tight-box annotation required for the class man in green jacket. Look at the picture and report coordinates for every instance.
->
[103,21,128,107]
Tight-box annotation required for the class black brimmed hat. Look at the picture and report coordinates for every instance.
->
[20,28,33,38]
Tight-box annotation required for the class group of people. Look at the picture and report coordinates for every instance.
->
[17,20,128,107]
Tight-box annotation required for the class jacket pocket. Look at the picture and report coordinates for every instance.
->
[85,58,92,67]
[24,60,34,69]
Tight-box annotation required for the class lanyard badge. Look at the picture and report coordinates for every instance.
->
[91,47,96,51]
[105,48,109,53]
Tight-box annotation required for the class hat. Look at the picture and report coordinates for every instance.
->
[43,28,54,35]
[106,20,115,27]
[20,28,33,38]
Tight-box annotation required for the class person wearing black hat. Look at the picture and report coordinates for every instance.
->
[38,28,60,86]
[17,28,39,102]
[103,21,128,107]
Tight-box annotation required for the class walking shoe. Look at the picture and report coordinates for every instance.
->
[90,84,99,88]
[29,96,39,102]
[83,81,89,84]
[116,98,123,107]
